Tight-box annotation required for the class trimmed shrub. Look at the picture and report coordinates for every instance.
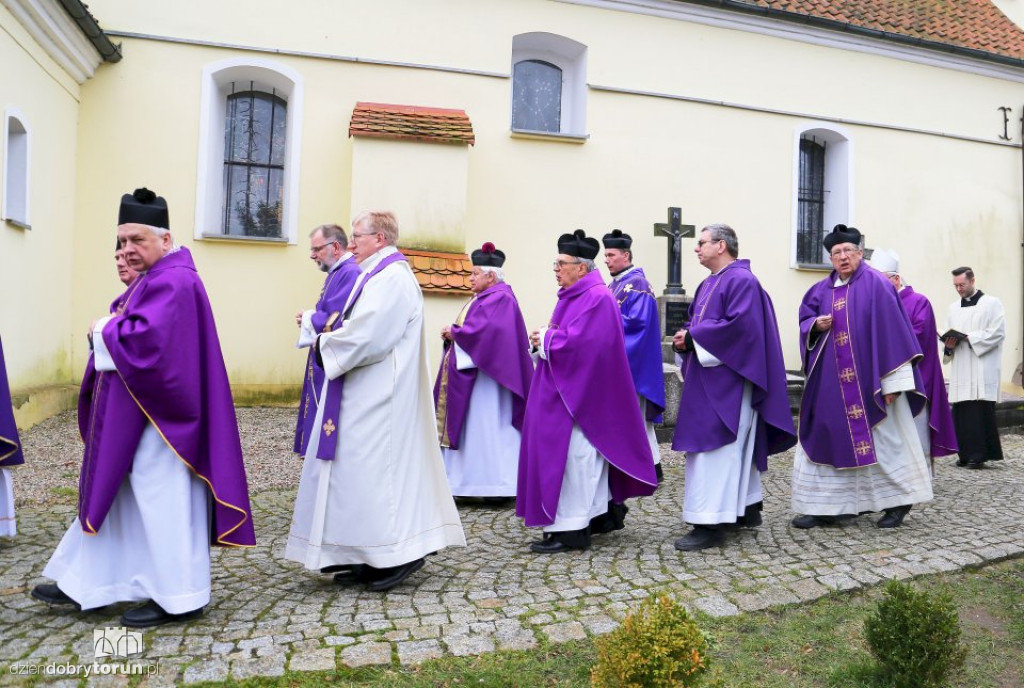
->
[863,579,967,688]
[591,594,710,688]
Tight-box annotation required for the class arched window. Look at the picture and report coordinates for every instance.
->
[195,59,303,244]
[3,111,29,228]
[793,125,853,266]
[223,88,287,237]
[512,60,562,133]
[510,33,587,137]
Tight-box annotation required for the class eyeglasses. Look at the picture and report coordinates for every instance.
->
[310,241,337,253]
[696,239,722,248]
[830,247,861,258]
[350,231,380,239]
[553,259,583,269]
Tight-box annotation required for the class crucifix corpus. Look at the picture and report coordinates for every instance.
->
[653,207,695,337]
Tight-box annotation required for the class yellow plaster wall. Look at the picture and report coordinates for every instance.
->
[0,4,84,425]
[61,0,1024,389]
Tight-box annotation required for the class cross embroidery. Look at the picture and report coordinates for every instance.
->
[840,368,856,383]
[322,419,336,437]
[847,404,865,420]
[834,297,847,311]
[855,441,873,456]
[835,332,850,346]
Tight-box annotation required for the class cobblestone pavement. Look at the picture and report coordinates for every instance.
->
[2,412,1023,685]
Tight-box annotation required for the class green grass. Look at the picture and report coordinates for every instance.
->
[48,486,77,499]
[193,558,1024,688]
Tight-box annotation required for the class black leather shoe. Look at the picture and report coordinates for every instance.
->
[320,564,354,574]
[591,502,629,535]
[654,463,664,482]
[955,458,968,467]
[792,514,840,529]
[877,505,912,528]
[530,533,589,554]
[674,526,723,552]
[30,584,80,609]
[120,601,203,629]
[967,461,985,469]
[333,565,370,586]
[736,503,763,528]
[366,558,425,592]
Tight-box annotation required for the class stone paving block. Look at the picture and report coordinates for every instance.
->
[289,648,336,672]
[340,642,391,667]
[443,634,496,656]
[788,577,829,602]
[182,658,229,684]
[817,573,861,591]
[693,596,740,618]
[230,654,286,679]
[397,639,443,665]
[540,621,587,643]
[581,614,618,636]
[324,635,356,647]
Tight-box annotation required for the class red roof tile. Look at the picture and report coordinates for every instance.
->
[400,248,473,294]
[349,103,475,145]
[701,0,1024,61]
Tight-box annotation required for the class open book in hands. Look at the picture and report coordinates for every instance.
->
[939,329,967,343]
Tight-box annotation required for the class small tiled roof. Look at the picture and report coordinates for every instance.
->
[349,103,475,145]
[401,248,473,294]
[698,0,1024,61]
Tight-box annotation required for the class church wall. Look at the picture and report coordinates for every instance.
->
[57,0,1024,402]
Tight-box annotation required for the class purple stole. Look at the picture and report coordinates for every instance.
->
[314,251,408,460]
[0,337,24,468]
[829,285,877,466]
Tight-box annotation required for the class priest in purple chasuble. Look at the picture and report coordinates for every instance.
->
[517,230,658,554]
[791,224,933,530]
[433,243,533,499]
[286,211,465,593]
[670,224,796,551]
[602,230,666,481]
[869,249,958,471]
[293,224,360,455]
[33,188,255,629]
[0,337,24,538]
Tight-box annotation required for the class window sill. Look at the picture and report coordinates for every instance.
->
[510,129,588,144]
[4,217,30,230]
[199,233,288,245]
[794,262,832,272]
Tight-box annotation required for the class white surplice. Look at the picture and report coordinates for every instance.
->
[42,319,211,613]
[441,343,520,497]
[0,468,14,537]
[285,246,466,570]
[791,362,934,515]
[681,343,761,524]
[945,294,1005,403]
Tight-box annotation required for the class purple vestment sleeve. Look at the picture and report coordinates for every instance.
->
[0,338,24,467]
[294,259,361,454]
[798,262,925,469]
[84,248,255,547]
[516,270,657,527]
[611,269,665,422]
[671,260,796,469]
[433,282,533,449]
[900,287,958,457]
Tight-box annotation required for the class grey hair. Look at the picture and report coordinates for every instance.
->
[479,265,506,282]
[352,210,399,246]
[703,223,739,258]
[310,223,349,246]
[580,258,597,272]
[122,225,174,247]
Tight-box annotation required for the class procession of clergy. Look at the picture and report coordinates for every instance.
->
[0,187,1006,627]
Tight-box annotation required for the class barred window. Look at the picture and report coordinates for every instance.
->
[223,87,287,238]
[796,137,826,264]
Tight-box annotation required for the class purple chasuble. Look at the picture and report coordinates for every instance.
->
[516,270,657,528]
[78,248,255,547]
[433,282,533,449]
[609,267,665,423]
[294,258,361,455]
[0,338,24,467]
[313,251,408,460]
[798,262,924,469]
[671,259,795,470]
[900,286,958,457]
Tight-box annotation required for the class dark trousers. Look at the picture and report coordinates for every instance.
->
[952,400,1003,464]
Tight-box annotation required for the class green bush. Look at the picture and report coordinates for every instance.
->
[591,594,710,688]
[863,579,967,688]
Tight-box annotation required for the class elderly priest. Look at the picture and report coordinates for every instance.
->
[32,188,256,627]
[434,242,533,500]
[791,224,932,530]
[517,230,658,553]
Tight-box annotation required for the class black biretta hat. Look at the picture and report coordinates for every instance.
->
[602,229,632,250]
[823,224,861,252]
[471,242,506,268]
[118,188,169,229]
[557,229,600,260]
